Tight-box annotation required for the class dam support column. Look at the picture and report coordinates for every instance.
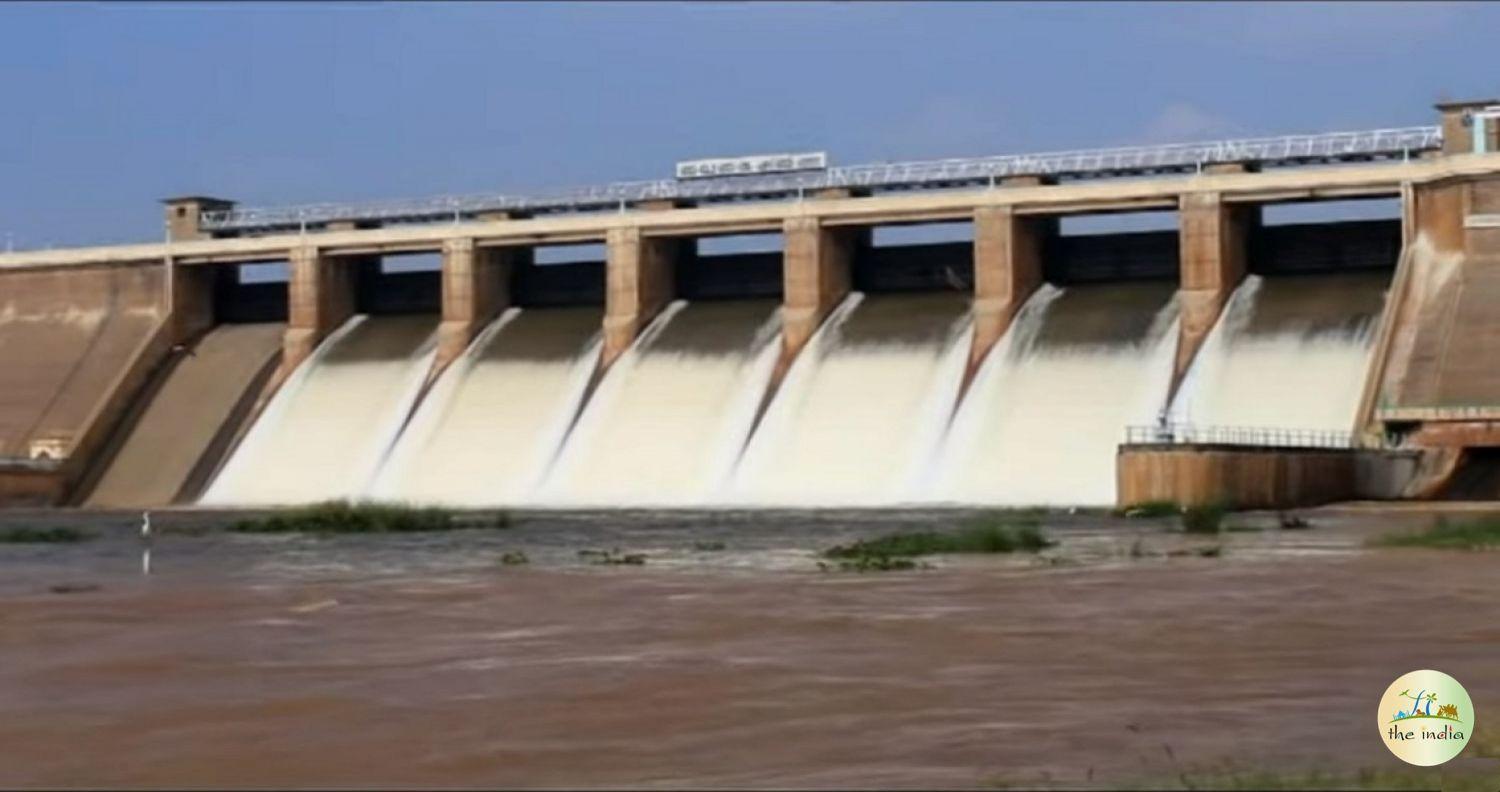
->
[166,262,218,345]
[1175,190,1253,387]
[602,227,681,369]
[281,246,358,378]
[781,215,864,360]
[971,206,1047,371]
[435,238,516,377]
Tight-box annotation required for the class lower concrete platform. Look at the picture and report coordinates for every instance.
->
[1117,444,1424,509]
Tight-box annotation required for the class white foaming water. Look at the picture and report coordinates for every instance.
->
[201,314,438,506]
[931,282,1179,507]
[1170,272,1388,431]
[535,299,782,506]
[728,292,973,506]
[369,307,602,506]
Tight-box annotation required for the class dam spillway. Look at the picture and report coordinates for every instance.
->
[6,100,1499,509]
[1169,272,1388,433]
[728,292,972,506]
[169,238,1403,509]
[370,307,603,506]
[201,314,438,506]
[536,299,781,507]
[933,282,1180,506]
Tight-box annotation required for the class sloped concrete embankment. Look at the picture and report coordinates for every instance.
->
[0,266,169,505]
[79,323,284,508]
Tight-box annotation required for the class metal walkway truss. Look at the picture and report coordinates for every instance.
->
[201,126,1443,234]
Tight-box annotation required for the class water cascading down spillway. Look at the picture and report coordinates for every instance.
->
[200,314,438,506]
[728,291,973,506]
[368,307,602,506]
[931,282,1180,506]
[535,299,782,506]
[1168,272,1389,432]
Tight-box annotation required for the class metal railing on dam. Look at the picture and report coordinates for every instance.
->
[1125,423,1356,450]
[201,126,1443,234]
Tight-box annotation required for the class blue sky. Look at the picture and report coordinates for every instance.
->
[2,1,1497,249]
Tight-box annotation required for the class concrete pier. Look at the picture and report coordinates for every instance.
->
[970,206,1046,372]
[602,228,680,369]
[436,238,516,376]
[1175,190,1254,384]
[167,261,218,345]
[282,247,360,378]
[781,216,863,359]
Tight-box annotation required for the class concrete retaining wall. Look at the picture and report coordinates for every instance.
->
[1118,445,1359,509]
[1117,444,1429,509]
[0,265,164,457]
[0,264,174,504]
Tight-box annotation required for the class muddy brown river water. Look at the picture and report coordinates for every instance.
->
[1,507,1497,788]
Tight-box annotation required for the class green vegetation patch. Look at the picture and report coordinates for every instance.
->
[1117,499,1182,518]
[578,548,647,566]
[824,520,1053,560]
[1375,515,1500,550]
[228,501,506,534]
[1180,503,1227,535]
[0,526,95,544]
[820,515,1055,573]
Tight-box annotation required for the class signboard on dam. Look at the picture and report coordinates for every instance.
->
[675,151,828,180]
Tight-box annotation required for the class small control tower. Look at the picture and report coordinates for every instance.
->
[162,196,235,241]
[1436,99,1500,155]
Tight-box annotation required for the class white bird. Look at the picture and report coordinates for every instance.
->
[942,266,970,292]
[140,511,154,577]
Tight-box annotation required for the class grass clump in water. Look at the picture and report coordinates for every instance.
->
[1180,503,1226,535]
[578,548,646,566]
[228,500,486,534]
[822,514,1055,572]
[0,526,94,544]
[1375,515,1500,550]
[1117,499,1181,518]
[499,551,529,566]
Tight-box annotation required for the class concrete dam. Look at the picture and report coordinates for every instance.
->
[8,99,1500,509]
